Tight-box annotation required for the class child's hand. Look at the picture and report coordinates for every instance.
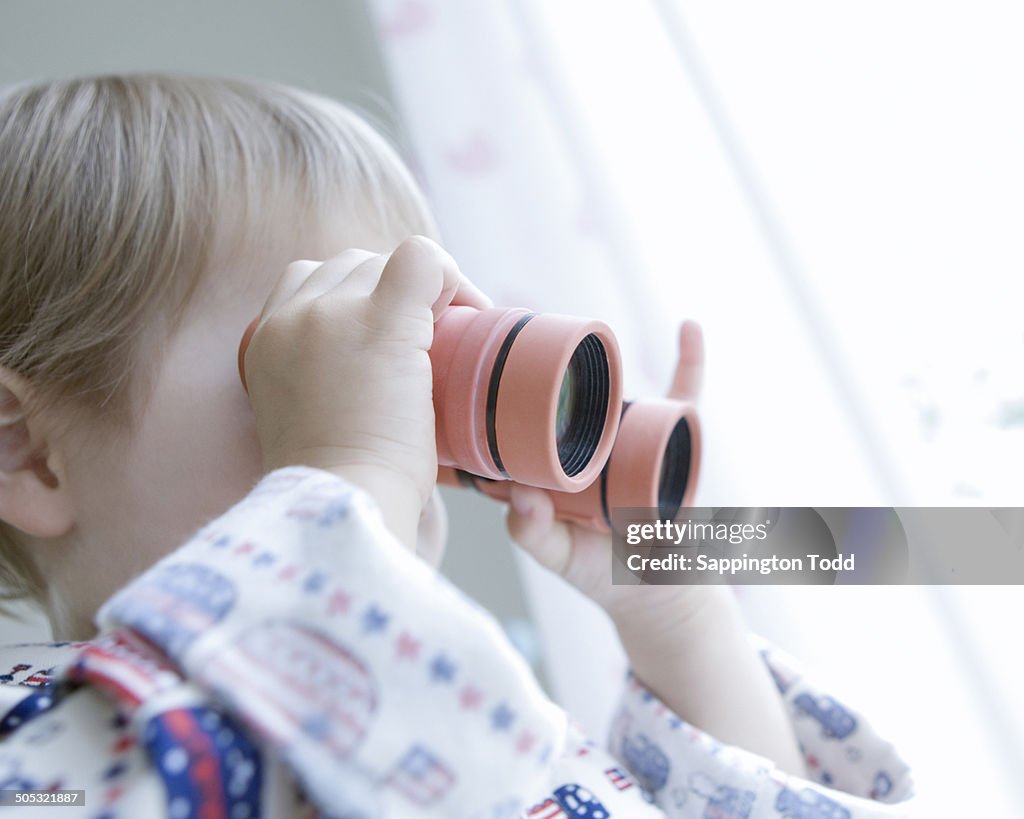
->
[508,321,807,775]
[242,236,491,549]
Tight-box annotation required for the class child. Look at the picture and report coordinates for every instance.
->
[0,75,912,817]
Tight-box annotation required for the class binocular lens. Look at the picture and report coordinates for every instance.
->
[657,417,692,519]
[556,333,610,477]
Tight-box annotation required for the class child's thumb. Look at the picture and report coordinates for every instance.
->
[371,236,462,320]
[505,484,574,577]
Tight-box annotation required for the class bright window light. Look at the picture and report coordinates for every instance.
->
[531,2,1024,814]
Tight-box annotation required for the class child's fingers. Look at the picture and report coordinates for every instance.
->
[449,275,493,310]
[292,248,379,302]
[261,240,489,334]
[261,259,321,319]
[370,236,464,321]
[505,484,575,578]
[261,250,383,327]
[668,319,705,401]
[316,244,490,317]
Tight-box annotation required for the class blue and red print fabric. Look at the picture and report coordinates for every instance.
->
[0,468,913,817]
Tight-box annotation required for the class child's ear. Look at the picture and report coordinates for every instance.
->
[0,369,75,539]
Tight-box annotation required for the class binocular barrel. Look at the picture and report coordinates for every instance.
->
[239,302,702,528]
[439,397,701,532]
[238,305,625,493]
[431,306,623,492]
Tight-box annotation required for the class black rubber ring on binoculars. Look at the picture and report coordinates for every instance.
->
[485,313,535,477]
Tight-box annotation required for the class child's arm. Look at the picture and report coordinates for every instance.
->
[510,492,807,776]
[506,322,807,777]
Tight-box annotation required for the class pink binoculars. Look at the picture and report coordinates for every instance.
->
[239,305,701,531]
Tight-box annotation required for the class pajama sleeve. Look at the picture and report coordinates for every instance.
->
[607,639,915,818]
[96,466,567,819]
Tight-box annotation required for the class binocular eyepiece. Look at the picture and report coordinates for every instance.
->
[431,306,622,492]
[239,304,701,531]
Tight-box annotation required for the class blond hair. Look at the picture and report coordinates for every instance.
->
[0,74,437,606]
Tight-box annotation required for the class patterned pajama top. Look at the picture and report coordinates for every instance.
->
[0,467,914,818]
